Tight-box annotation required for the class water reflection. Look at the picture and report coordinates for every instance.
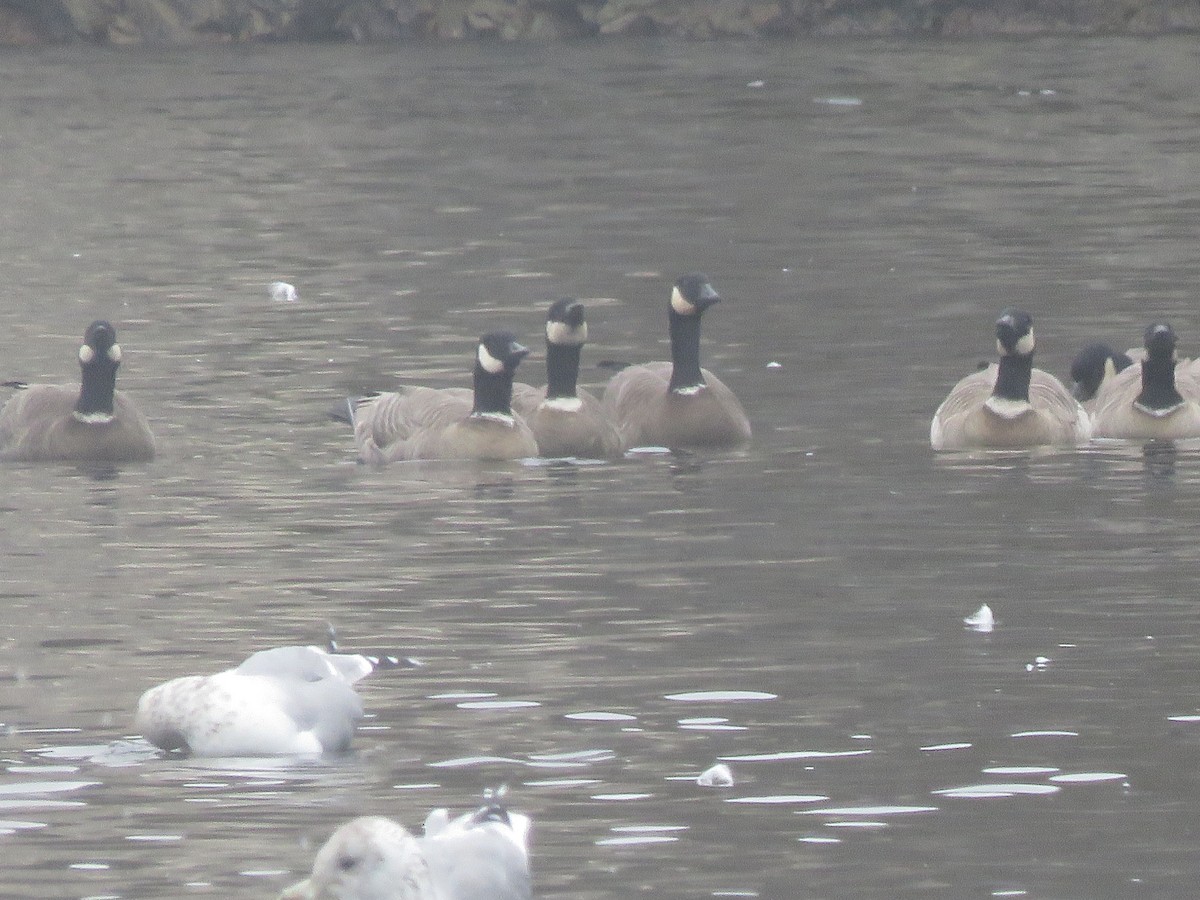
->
[1138,440,1180,485]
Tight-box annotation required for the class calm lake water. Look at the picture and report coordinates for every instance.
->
[2,35,1200,899]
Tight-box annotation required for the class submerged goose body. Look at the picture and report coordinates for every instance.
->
[135,646,377,757]
[351,332,538,463]
[930,309,1090,451]
[511,298,622,458]
[601,274,751,450]
[1092,323,1200,440]
[0,320,154,462]
[280,799,532,900]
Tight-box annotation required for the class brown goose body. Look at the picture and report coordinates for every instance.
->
[930,364,1089,450]
[602,361,750,450]
[601,274,751,451]
[1092,323,1200,440]
[355,386,537,463]
[0,385,154,462]
[0,321,154,463]
[511,384,621,459]
[351,332,537,464]
[510,298,622,459]
[930,309,1090,451]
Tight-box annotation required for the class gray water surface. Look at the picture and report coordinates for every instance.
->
[2,37,1200,899]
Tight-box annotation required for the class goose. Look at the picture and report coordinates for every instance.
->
[280,799,532,900]
[135,646,379,757]
[511,298,623,459]
[351,332,538,463]
[0,320,154,462]
[601,274,751,450]
[1092,323,1200,440]
[930,309,1090,450]
[1068,342,1136,411]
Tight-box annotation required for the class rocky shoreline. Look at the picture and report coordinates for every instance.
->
[0,0,1197,44]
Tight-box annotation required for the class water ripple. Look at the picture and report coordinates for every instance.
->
[934,783,1061,799]
[720,750,871,762]
[664,691,777,702]
[803,804,939,816]
[1048,772,1128,784]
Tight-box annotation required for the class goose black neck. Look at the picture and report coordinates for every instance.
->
[667,309,706,392]
[473,367,515,416]
[544,342,581,400]
[1139,354,1183,410]
[75,360,118,416]
[992,353,1032,402]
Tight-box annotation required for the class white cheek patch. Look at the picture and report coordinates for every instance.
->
[79,345,94,363]
[108,344,122,363]
[1014,331,1035,356]
[478,343,506,374]
[670,286,696,316]
[546,320,586,346]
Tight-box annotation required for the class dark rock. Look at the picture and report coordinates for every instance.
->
[1,0,1197,43]
[333,2,408,40]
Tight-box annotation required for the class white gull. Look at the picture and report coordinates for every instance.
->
[135,645,376,757]
[280,799,532,900]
